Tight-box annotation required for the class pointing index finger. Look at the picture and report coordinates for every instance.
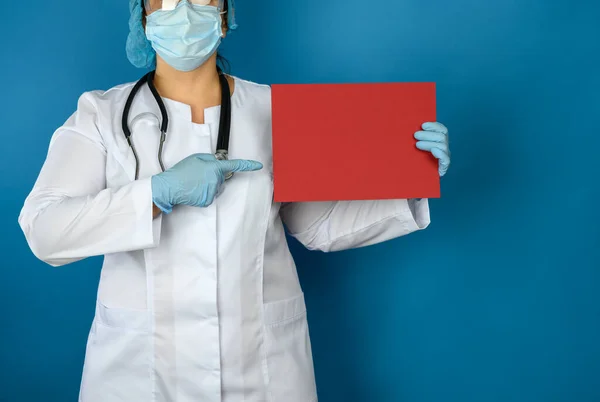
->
[219,159,263,173]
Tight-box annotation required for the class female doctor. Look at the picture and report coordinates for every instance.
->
[18,0,451,401]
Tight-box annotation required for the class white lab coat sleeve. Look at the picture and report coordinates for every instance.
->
[18,92,161,267]
[279,198,430,252]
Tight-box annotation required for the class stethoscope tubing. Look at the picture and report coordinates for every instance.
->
[121,69,232,181]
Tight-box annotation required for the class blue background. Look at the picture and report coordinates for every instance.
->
[1,1,599,401]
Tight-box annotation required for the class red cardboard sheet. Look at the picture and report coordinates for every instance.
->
[271,82,439,202]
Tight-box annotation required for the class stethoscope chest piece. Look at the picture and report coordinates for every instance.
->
[215,149,233,180]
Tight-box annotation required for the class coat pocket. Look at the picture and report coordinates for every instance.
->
[96,300,150,330]
[263,293,318,402]
[79,302,152,402]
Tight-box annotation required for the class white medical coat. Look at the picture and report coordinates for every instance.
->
[18,76,431,402]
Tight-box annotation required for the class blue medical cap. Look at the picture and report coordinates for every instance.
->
[126,0,237,69]
[227,0,237,30]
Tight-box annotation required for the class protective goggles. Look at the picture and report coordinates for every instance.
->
[144,0,237,29]
[144,0,225,13]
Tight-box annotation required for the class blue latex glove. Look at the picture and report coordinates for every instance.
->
[414,122,451,177]
[151,154,263,213]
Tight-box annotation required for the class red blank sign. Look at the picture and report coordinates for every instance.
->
[271,82,440,202]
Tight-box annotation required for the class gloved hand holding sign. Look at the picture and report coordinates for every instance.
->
[414,122,451,177]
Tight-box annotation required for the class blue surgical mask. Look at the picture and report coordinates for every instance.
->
[145,0,223,72]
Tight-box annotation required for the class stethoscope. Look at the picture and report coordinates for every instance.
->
[121,68,232,181]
